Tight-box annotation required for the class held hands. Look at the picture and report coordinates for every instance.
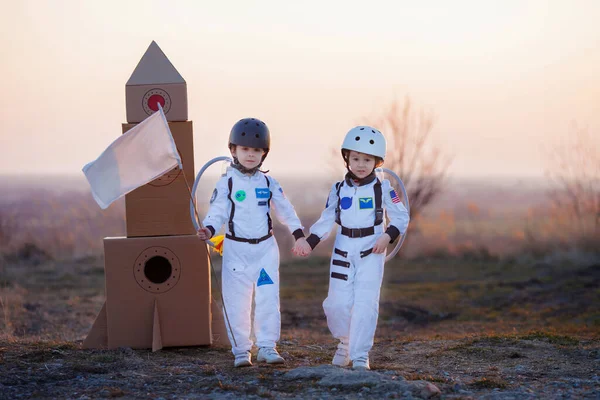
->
[196,227,212,241]
[372,233,391,254]
[292,237,312,257]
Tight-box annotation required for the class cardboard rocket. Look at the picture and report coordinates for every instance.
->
[84,41,227,351]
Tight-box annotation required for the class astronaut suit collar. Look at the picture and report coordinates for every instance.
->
[230,159,268,176]
[230,164,263,180]
[345,171,377,187]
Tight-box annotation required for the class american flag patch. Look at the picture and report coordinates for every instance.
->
[390,189,401,204]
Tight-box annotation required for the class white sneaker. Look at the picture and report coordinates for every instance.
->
[234,351,252,368]
[352,357,370,371]
[257,347,285,364]
[332,344,350,367]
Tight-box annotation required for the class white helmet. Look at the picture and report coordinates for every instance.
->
[341,126,386,160]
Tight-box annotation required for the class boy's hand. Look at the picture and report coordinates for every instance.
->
[196,227,212,240]
[372,233,391,254]
[292,237,312,257]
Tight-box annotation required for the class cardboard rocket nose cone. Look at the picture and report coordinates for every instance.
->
[125,40,188,123]
[127,41,185,86]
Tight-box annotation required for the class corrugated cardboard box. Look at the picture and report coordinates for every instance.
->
[99,235,211,350]
[126,41,187,123]
[123,121,196,237]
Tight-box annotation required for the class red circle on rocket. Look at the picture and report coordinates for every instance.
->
[147,95,165,111]
[142,88,172,115]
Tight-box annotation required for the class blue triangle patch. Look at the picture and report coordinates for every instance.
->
[257,268,274,286]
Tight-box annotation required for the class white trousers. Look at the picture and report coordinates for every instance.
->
[221,236,281,356]
[323,235,385,361]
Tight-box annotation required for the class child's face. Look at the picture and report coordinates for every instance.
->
[231,146,265,170]
[347,150,376,179]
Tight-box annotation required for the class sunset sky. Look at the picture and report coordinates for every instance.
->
[1,0,598,179]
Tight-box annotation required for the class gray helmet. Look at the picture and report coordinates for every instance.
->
[229,118,271,158]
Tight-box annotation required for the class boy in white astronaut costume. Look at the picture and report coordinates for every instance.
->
[294,126,410,370]
[197,118,311,367]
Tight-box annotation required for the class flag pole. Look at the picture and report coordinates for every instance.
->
[180,167,238,348]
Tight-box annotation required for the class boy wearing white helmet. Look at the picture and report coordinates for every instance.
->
[198,118,312,367]
[293,126,410,370]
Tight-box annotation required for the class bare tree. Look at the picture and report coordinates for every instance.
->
[545,123,600,241]
[363,96,452,222]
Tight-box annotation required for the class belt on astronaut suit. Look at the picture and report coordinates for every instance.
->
[225,232,273,244]
[340,226,375,238]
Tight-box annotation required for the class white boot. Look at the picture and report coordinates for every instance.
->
[332,342,350,367]
[352,357,370,371]
[257,347,285,364]
[234,351,252,367]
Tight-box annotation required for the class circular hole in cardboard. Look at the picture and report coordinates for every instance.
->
[144,256,172,284]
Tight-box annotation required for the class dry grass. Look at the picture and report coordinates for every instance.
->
[0,285,28,340]
[0,253,598,398]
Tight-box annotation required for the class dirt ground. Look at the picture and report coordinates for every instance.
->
[0,252,599,399]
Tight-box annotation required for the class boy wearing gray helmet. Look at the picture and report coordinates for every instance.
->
[198,118,311,367]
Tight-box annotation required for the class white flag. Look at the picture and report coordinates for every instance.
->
[82,106,182,209]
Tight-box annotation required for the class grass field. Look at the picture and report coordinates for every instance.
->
[1,251,598,398]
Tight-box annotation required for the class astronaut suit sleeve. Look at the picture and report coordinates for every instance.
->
[201,177,230,238]
[382,179,410,243]
[267,176,305,240]
[305,182,339,250]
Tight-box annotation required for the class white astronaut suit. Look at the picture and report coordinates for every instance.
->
[306,172,410,363]
[202,167,304,356]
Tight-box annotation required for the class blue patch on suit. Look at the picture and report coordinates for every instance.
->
[359,197,374,209]
[258,201,267,206]
[257,268,274,286]
[340,197,352,210]
[255,188,270,198]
